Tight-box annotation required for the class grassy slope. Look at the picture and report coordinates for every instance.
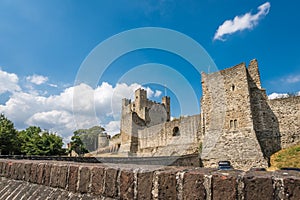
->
[269,144,300,170]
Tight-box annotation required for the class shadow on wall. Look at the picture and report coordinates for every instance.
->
[248,74,281,165]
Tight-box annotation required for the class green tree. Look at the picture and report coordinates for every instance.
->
[40,131,65,155]
[69,132,88,156]
[18,126,64,156]
[0,114,19,155]
[73,126,106,152]
[18,126,42,155]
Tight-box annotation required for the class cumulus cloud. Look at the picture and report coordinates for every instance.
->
[26,74,48,85]
[214,2,270,41]
[268,92,289,100]
[104,121,120,135]
[0,72,157,143]
[0,69,21,94]
[154,90,162,97]
[268,92,300,100]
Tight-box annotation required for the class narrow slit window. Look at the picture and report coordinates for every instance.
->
[230,120,233,129]
[234,119,238,129]
[231,84,235,91]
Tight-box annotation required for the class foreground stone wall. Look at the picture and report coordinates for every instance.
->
[0,177,101,200]
[0,159,300,200]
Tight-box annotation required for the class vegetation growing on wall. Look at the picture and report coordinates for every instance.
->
[198,142,202,154]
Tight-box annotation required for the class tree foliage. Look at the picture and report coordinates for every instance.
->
[0,114,19,155]
[69,126,107,155]
[0,114,65,156]
[69,133,88,156]
[18,126,65,156]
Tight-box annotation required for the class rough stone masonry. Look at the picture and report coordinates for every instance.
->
[0,159,300,200]
[103,59,298,170]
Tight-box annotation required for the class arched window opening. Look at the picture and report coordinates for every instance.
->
[230,120,233,129]
[172,127,180,136]
[234,119,238,129]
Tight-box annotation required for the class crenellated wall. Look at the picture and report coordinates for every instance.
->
[0,159,300,200]
[119,89,171,155]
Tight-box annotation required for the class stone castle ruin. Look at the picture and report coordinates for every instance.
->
[95,59,300,170]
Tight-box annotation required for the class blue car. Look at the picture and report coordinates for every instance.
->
[218,161,233,170]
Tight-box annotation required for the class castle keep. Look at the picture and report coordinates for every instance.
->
[99,59,299,170]
[118,88,201,156]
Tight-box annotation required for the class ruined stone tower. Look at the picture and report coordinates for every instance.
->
[119,88,171,155]
[200,59,281,169]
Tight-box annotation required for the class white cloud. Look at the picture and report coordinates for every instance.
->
[154,90,162,97]
[104,121,120,135]
[27,110,74,130]
[268,92,300,99]
[0,69,21,94]
[143,86,154,98]
[268,92,289,100]
[214,2,270,41]
[26,74,48,85]
[0,71,157,143]
[48,83,58,88]
[283,74,300,84]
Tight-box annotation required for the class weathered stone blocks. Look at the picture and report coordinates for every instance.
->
[0,159,300,199]
[103,167,119,198]
[90,166,105,195]
[153,169,178,200]
[243,171,274,200]
[119,169,135,200]
[182,169,207,200]
[36,163,45,184]
[211,171,239,200]
[137,170,153,200]
[43,163,52,186]
[78,166,91,193]
[29,163,38,183]
[67,165,79,192]
[24,162,32,181]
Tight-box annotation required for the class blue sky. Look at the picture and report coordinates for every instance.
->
[0,0,299,142]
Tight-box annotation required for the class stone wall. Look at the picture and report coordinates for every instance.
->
[118,59,299,171]
[0,159,300,200]
[268,96,300,148]
[201,62,268,170]
[138,115,201,156]
[119,99,133,153]
[120,89,170,155]
[248,60,281,159]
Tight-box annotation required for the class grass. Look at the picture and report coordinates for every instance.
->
[269,144,300,170]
